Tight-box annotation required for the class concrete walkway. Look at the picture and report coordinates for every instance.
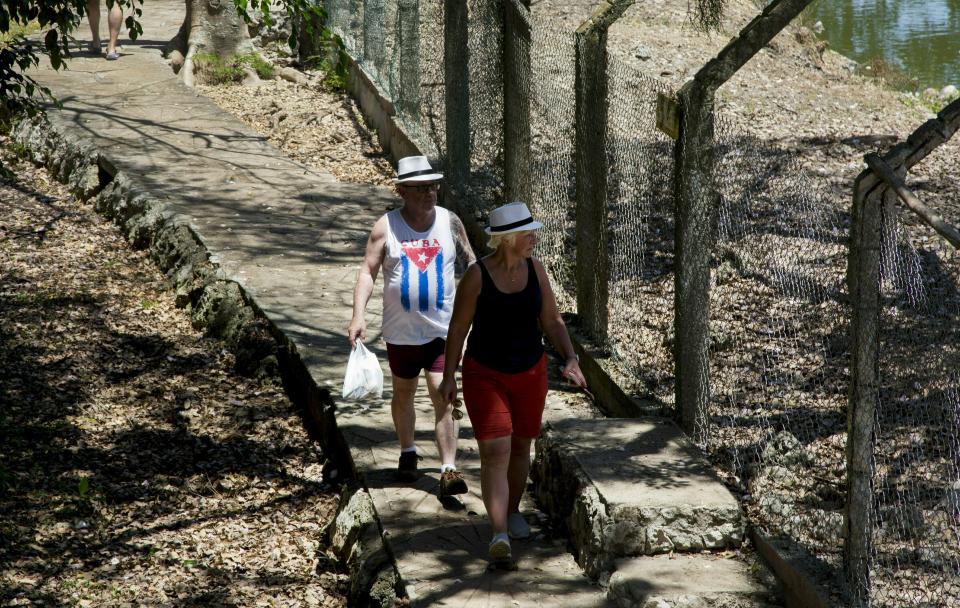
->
[18,2,779,606]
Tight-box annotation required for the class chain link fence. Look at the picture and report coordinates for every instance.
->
[528,18,576,312]
[323,2,960,603]
[604,48,677,408]
[865,188,960,607]
[708,113,850,573]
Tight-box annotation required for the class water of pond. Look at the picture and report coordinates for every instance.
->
[807,0,960,90]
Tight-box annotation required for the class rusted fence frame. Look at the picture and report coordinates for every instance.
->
[396,0,420,117]
[865,153,960,249]
[672,0,815,442]
[443,0,470,211]
[573,0,633,344]
[503,0,532,203]
[845,96,960,606]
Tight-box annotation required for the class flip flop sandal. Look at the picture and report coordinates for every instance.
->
[105,50,120,61]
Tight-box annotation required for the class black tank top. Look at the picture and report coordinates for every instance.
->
[465,258,544,373]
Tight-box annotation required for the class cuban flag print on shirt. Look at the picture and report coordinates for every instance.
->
[399,238,445,312]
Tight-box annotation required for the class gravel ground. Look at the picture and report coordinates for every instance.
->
[0,140,346,608]
[194,79,394,187]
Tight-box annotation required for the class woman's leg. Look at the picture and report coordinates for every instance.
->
[106,1,122,55]
[477,436,512,536]
[507,435,533,514]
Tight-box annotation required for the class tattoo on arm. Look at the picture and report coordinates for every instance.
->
[450,215,477,271]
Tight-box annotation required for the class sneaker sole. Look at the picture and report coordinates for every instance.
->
[442,482,468,495]
[489,541,511,561]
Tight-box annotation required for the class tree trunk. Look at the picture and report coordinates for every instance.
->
[166,0,254,84]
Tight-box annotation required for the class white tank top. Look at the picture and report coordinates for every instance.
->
[381,207,456,345]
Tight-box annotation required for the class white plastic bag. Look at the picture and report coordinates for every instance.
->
[342,342,384,400]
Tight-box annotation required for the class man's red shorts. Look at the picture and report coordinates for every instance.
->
[462,354,548,440]
[386,338,446,379]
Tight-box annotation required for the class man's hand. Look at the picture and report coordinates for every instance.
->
[347,318,367,347]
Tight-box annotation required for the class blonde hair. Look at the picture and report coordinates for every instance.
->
[487,230,534,251]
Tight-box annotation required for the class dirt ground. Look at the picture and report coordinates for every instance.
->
[0,141,346,607]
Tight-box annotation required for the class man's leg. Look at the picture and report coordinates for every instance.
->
[106,1,122,55]
[86,0,101,48]
[425,370,458,466]
[391,374,418,450]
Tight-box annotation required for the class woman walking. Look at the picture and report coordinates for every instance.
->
[438,202,587,563]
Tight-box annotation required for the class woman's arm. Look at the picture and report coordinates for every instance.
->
[438,263,482,403]
[533,258,587,388]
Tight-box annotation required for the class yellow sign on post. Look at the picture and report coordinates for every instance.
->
[656,92,680,140]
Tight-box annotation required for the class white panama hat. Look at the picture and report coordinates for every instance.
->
[485,202,543,235]
[394,155,444,184]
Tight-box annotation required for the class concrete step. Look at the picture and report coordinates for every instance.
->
[608,554,779,607]
[532,418,745,577]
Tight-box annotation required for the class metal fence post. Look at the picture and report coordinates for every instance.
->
[443,0,470,214]
[396,0,420,117]
[673,83,715,443]
[845,172,883,608]
[574,1,631,343]
[503,0,531,203]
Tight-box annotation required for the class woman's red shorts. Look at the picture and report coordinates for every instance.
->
[462,354,548,440]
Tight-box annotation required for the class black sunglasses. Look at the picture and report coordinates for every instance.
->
[401,182,439,193]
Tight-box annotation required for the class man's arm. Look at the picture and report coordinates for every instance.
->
[348,216,387,347]
[450,212,477,274]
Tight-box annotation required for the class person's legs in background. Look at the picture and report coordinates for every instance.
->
[86,0,101,54]
[105,1,122,59]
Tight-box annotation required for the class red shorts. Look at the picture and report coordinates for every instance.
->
[386,338,446,379]
[462,354,548,440]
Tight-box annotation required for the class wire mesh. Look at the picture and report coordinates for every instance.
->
[465,0,505,219]
[528,19,577,312]
[604,50,677,406]
[323,5,960,602]
[868,190,960,607]
[705,110,850,571]
[410,0,446,159]
[325,0,364,56]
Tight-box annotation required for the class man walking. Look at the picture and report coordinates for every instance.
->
[348,156,476,498]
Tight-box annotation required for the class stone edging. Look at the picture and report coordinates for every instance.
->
[10,115,403,607]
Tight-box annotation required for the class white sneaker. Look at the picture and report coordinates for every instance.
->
[508,512,531,539]
[488,534,511,560]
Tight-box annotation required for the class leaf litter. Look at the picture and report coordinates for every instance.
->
[0,141,346,607]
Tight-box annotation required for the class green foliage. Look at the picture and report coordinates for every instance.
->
[900,89,960,114]
[240,53,275,79]
[194,52,275,85]
[301,47,349,91]
[78,476,90,498]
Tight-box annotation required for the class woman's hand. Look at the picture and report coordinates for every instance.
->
[561,357,587,389]
[438,376,458,405]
